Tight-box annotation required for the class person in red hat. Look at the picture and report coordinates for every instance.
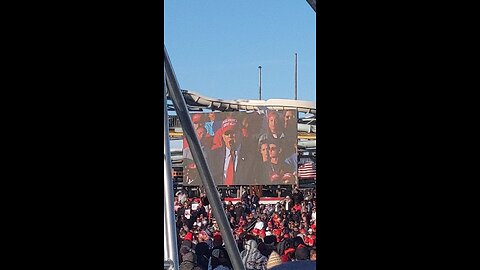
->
[183,113,205,149]
[266,221,273,232]
[208,232,233,270]
[235,227,244,235]
[183,113,215,185]
[192,113,204,128]
[184,232,193,241]
[259,230,266,240]
[207,117,256,186]
[213,233,223,247]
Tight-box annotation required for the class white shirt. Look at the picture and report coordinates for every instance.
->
[223,145,241,179]
[254,221,265,230]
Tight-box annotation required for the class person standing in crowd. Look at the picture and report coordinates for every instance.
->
[251,191,260,209]
[310,207,316,223]
[210,248,231,270]
[254,216,265,231]
[207,118,256,186]
[291,188,304,205]
[241,189,250,203]
[294,247,310,261]
[284,196,294,211]
[196,201,207,220]
[177,190,188,204]
[200,192,210,219]
[208,234,232,270]
[176,201,187,229]
[234,202,245,223]
[195,241,211,270]
[240,239,267,270]
[179,245,202,270]
[261,234,277,258]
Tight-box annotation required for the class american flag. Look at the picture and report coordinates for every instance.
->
[298,162,316,179]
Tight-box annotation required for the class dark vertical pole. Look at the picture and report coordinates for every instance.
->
[164,45,245,270]
[258,65,262,100]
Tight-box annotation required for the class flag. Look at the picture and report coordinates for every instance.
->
[298,162,316,179]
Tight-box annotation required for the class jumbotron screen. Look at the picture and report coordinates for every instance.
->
[182,110,298,186]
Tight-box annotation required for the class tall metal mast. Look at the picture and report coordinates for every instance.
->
[258,65,262,100]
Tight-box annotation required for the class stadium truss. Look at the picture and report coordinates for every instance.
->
[167,91,316,150]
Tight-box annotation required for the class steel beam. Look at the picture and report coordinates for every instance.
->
[164,45,245,270]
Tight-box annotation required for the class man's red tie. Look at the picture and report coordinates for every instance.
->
[225,153,234,186]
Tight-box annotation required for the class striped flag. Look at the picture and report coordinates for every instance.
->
[298,162,316,179]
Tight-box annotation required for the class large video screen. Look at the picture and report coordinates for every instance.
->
[183,110,298,186]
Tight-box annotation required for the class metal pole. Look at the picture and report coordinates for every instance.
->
[164,69,179,270]
[258,65,262,100]
[306,0,316,12]
[294,53,298,101]
[295,53,299,121]
[164,45,246,270]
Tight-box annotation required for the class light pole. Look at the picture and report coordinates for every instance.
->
[294,53,299,120]
[258,65,262,100]
[294,53,297,100]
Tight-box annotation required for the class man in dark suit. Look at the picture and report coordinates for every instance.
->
[207,117,256,186]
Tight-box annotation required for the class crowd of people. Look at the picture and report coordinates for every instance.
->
[183,110,298,186]
[174,187,317,270]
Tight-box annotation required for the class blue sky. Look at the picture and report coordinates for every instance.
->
[164,0,316,102]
